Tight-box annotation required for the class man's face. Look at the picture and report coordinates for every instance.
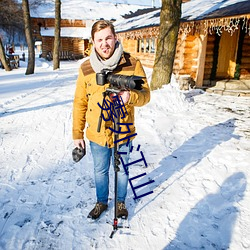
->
[93,27,117,60]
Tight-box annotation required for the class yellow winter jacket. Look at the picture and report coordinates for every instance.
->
[72,52,150,148]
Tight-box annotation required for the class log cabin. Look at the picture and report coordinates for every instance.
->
[31,18,92,60]
[115,0,250,93]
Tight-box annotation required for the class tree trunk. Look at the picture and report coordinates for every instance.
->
[53,0,61,70]
[0,37,11,71]
[151,0,182,90]
[22,0,35,75]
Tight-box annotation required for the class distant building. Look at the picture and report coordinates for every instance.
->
[31,17,92,60]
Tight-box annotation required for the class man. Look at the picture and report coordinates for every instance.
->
[72,20,150,220]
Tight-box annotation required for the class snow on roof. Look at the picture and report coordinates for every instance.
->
[182,0,250,21]
[30,0,151,20]
[40,27,91,39]
[114,0,250,32]
[114,8,160,32]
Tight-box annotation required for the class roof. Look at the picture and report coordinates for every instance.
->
[196,1,250,20]
[40,27,91,39]
[115,8,160,33]
[115,0,250,32]
[182,0,250,21]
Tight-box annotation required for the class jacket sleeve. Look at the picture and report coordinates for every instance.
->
[128,59,150,107]
[72,68,88,140]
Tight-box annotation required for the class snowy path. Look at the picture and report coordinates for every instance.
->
[0,59,250,249]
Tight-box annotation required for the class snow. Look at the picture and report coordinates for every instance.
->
[182,0,249,21]
[30,0,153,20]
[40,27,92,39]
[114,9,160,32]
[93,0,161,7]
[0,48,250,249]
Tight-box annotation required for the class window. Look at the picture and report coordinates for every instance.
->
[137,38,156,54]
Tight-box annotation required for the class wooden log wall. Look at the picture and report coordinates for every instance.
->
[120,38,156,68]
[120,39,137,54]
[41,37,86,58]
[61,38,74,52]
[173,34,185,75]
[183,35,198,79]
[203,34,215,82]
[120,31,200,77]
[32,18,86,29]
[41,37,53,57]
[173,34,199,80]
[134,53,156,68]
[72,38,87,56]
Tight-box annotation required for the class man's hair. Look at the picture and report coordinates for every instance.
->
[91,20,116,40]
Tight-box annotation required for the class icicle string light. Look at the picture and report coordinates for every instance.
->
[117,26,159,39]
[179,16,250,36]
[117,16,250,40]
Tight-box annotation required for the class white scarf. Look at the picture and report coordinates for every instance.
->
[90,41,123,73]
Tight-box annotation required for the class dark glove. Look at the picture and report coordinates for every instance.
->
[72,145,86,162]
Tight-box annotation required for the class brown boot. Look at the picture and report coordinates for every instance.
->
[117,202,128,219]
[87,202,108,220]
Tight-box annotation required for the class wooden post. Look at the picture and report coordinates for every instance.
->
[195,32,207,88]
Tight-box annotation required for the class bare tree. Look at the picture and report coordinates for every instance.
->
[0,0,24,38]
[151,0,182,90]
[22,0,35,75]
[0,37,11,71]
[0,0,23,71]
[53,0,61,70]
[29,0,47,8]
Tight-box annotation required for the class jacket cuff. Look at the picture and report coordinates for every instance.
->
[72,131,84,140]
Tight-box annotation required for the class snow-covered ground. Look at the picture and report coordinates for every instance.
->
[0,49,250,250]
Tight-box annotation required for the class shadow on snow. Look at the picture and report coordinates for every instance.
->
[164,172,247,249]
[0,100,73,117]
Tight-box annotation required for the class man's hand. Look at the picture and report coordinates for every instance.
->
[72,139,86,162]
[118,90,130,104]
[74,139,85,149]
[110,90,130,104]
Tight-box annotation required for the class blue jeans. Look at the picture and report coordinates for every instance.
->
[90,141,132,205]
